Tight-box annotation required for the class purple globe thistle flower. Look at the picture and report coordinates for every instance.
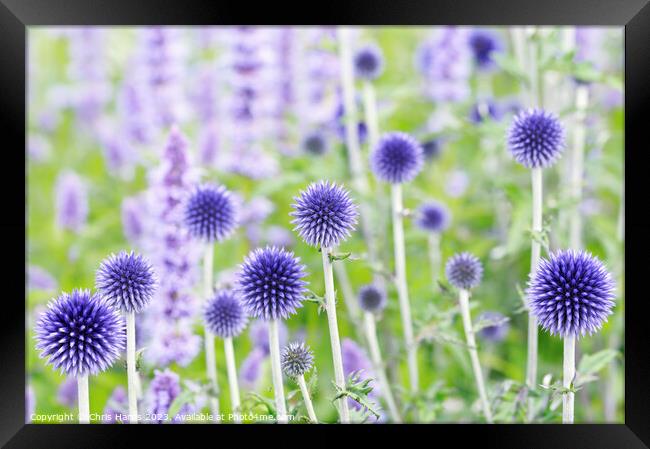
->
[421,138,443,161]
[468,29,502,70]
[371,132,424,184]
[184,183,238,243]
[237,246,308,320]
[528,250,615,338]
[445,252,483,290]
[290,181,358,248]
[357,284,387,313]
[204,289,249,338]
[57,377,78,408]
[96,251,157,314]
[54,171,88,233]
[301,130,329,156]
[281,342,314,377]
[507,109,565,169]
[415,201,451,233]
[354,45,384,81]
[35,289,125,376]
[477,311,510,343]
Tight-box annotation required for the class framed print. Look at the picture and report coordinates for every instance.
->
[2,0,649,447]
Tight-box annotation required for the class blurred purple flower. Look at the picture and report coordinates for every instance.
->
[27,265,58,292]
[54,171,88,233]
[103,386,129,423]
[416,27,472,102]
[57,377,78,408]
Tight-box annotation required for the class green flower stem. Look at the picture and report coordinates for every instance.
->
[203,245,220,422]
[224,337,241,423]
[569,84,589,250]
[297,374,318,423]
[563,334,576,423]
[126,311,138,424]
[391,184,419,394]
[77,375,89,424]
[458,288,493,423]
[363,311,402,422]
[321,246,351,423]
[269,319,288,423]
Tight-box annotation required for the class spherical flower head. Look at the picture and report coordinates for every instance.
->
[416,201,451,233]
[357,284,387,313]
[290,181,358,248]
[421,139,443,160]
[301,131,329,156]
[446,252,483,290]
[468,29,502,69]
[35,289,125,376]
[371,132,424,184]
[203,289,249,338]
[528,250,615,338]
[184,183,238,242]
[507,109,565,169]
[96,250,157,313]
[477,311,510,342]
[280,342,314,377]
[237,246,308,320]
[354,44,384,81]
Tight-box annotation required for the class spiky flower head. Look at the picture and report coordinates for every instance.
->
[357,284,387,313]
[507,109,565,169]
[280,342,314,377]
[184,183,238,242]
[354,44,384,81]
[35,289,125,376]
[203,289,249,338]
[528,250,615,338]
[415,201,451,233]
[237,246,308,320]
[290,181,358,248]
[477,311,510,343]
[445,252,483,290]
[96,251,157,313]
[301,131,329,156]
[371,132,424,184]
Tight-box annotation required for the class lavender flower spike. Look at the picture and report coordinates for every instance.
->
[371,132,424,184]
[95,250,157,314]
[54,170,88,233]
[35,289,125,376]
[184,183,238,243]
[507,109,565,169]
[290,181,358,249]
[528,250,615,338]
[237,246,308,321]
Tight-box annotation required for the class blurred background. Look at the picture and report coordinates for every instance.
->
[26,26,623,423]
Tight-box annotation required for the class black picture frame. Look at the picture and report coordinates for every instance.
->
[3,0,649,447]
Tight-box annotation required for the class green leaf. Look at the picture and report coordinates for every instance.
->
[578,349,619,376]
[328,251,353,262]
[166,390,194,421]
